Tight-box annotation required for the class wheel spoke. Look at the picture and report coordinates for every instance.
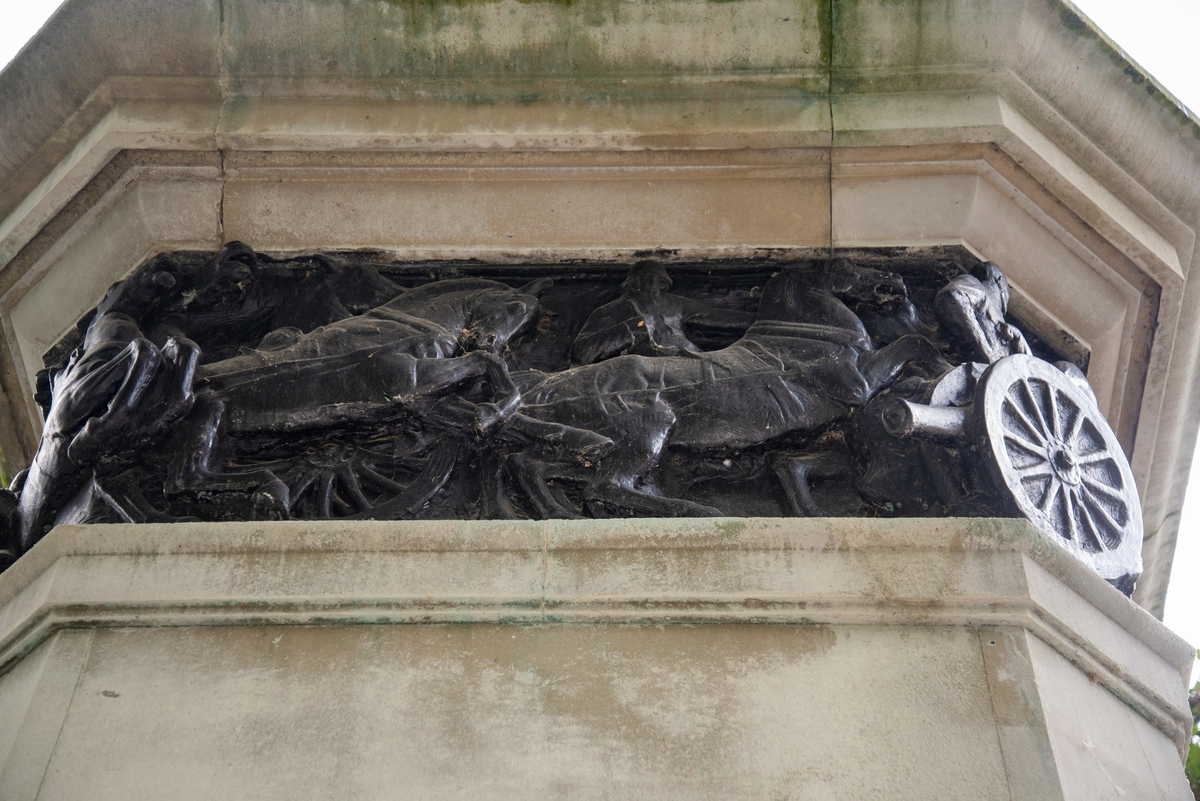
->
[331,492,354,516]
[1076,495,1110,551]
[1062,406,1085,447]
[1075,450,1113,467]
[1004,433,1045,458]
[1016,463,1054,481]
[286,470,319,511]
[1060,485,1077,542]
[318,473,335,518]
[1081,488,1126,535]
[338,464,372,511]
[1047,389,1063,440]
[1081,475,1125,505]
[1038,478,1060,513]
[1020,380,1052,439]
[1005,399,1048,445]
[358,463,407,494]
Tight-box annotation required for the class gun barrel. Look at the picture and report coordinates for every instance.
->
[881,399,968,442]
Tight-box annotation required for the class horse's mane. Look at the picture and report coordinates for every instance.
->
[756,268,826,322]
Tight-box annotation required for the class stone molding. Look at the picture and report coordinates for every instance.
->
[0,517,1192,756]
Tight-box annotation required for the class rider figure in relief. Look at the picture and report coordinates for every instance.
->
[934,261,1030,364]
[571,261,755,365]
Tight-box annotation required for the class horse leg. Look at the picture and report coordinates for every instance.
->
[467,352,526,433]
[584,405,724,518]
[859,335,950,394]
[168,395,291,518]
[169,395,225,489]
[500,412,613,454]
[16,435,82,551]
[508,450,586,519]
[771,452,853,517]
[397,351,521,433]
[156,336,201,423]
[476,351,521,413]
[479,449,517,520]
[92,473,197,524]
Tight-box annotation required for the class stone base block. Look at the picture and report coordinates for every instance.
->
[0,518,1193,800]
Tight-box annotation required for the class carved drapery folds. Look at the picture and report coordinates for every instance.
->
[0,245,1143,592]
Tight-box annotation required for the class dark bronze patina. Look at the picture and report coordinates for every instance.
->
[0,245,1143,593]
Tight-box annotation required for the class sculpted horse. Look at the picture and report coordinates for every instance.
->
[502,262,948,517]
[186,276,549,436]
[15,258,552,548]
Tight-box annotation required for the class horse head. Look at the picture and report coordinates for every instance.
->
[758,262,908,321]
[461,277,553,353]
[810,259,908,305]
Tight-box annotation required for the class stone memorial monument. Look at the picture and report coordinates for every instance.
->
[0,0,1195,798]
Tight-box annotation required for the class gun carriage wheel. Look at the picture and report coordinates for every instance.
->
[223,434,465,522]
[883,354,1142,584]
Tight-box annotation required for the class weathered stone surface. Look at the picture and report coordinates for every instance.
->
[31,625,1011,800]
[0,630,92,801]
[0,517,1191,799]
[222,0,827,83]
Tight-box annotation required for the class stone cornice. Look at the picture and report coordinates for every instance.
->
[0,518,1193,756]
[2,0,1197,227]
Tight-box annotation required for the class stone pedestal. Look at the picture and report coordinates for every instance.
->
[0,518,1191,799]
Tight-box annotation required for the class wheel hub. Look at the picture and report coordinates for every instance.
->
[1050,445,1081,486]
[303,441,355,468]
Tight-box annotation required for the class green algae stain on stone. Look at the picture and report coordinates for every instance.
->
[230,0,826,78]
[817,0,831,67]
[714,519,748,539]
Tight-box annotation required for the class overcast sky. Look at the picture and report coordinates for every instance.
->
[0,1,1197,673]
[1062,0,1200,677]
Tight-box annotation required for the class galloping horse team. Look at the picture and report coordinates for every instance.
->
[13,246,1019,547]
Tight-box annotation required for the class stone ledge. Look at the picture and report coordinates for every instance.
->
[0,517,1192,755]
